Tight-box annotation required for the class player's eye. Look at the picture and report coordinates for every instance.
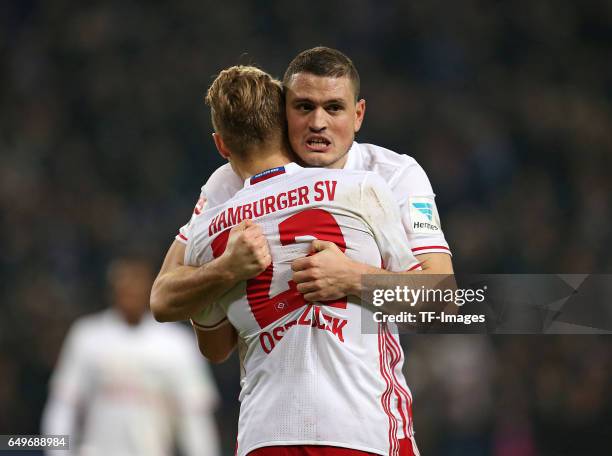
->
[295,103,313,112]
[326,104,343,113]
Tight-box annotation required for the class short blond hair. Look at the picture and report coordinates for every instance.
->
[205,65,285,156]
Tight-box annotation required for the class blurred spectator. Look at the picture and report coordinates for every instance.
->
[41,256,220,456]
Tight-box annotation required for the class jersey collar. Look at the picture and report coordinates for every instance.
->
[243,162,303,188]
[342,142,360,170]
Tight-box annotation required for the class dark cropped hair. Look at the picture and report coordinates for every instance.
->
[283,47,360,100]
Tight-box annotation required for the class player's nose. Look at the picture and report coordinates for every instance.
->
[308,107,327,132]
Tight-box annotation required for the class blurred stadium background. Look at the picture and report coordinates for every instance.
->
[1,1,611,455]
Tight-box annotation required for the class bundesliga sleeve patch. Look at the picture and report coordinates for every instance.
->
[408,196,442,233]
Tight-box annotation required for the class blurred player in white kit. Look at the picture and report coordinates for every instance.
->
[41,256,220,456]
[177,65,421,455]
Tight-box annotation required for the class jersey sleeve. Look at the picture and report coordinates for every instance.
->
[388,159,452,256]
[41,321,90,455]
[183,217,229,330]
[360,173,422,272]
[176,163,244,244]
[45,321,90,408]
[190,303,229,331]
[176,188,208,244]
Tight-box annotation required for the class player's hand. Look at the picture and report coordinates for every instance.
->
[220,219,271,281]
[291,240,363,302]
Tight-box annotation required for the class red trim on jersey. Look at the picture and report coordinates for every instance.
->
[385,330,409,438]
[247,445,379,456]
[411,245,449,252]
[383,326,414,401]
[385,325,410,437]
[178,232,188,241]
[378,324,400,456]
[378,325,394,454]
[246,441,415,456]
[383,326,413,437]
[383,328,414,407]
[407,263,422,271]
[383,325,414,435]
[398,438,418,456]
[394,389,409,440]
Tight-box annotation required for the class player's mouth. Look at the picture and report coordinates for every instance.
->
[305,135,331,152]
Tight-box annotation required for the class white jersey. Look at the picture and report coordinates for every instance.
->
[177,142,451,257]
[41,310,220,456]
[184,163,420,456]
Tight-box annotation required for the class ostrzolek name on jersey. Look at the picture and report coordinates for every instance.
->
[259,304,347,354]
[208,180,338,236]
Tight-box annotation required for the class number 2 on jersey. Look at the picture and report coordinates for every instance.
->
[211,209,347,328]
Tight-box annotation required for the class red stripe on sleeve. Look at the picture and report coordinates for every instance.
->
[411,245,449,252]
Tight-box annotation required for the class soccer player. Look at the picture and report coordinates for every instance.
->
[42,256,220,456]
[185,65,421,455]
[151,47,452,323]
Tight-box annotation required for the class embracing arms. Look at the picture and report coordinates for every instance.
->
[150,219,271,322]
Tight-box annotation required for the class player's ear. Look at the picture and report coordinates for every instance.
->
[354,99,366,133]
[212,133,231,159]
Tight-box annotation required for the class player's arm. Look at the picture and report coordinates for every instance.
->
[292,240,453,302]
[292,174,453,302]
[292,245,454,301]
[414,251,453,274]
[292,161,453,300]
[396,159,453,272]
[192,322,238,364]
[150,240,236,322]
[41,324,87,456]
[150,220,271,322]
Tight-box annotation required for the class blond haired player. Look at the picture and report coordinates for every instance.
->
[174,66,420,455]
